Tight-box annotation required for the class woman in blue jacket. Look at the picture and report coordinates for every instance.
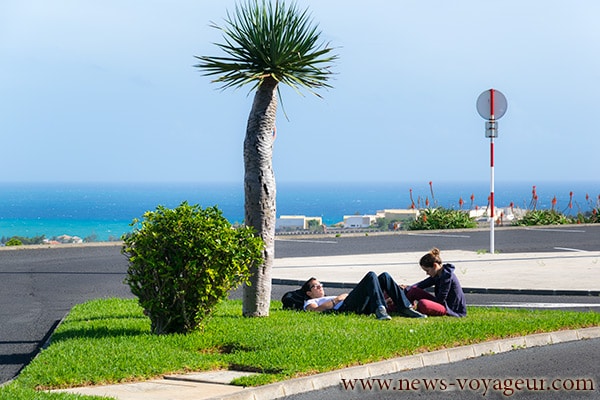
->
[403,248,467,317]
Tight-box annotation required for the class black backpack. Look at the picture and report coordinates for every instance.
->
[281,289,308,310]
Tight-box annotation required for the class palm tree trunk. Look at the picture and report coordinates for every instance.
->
[242,77,278,317]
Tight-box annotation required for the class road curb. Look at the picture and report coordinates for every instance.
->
[272,279,600,297]
[209,326,600,400]
[463,287,600,297]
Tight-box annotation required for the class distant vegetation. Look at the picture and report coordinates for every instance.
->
[512,187,599,226]
[0,234,115,246]
[1,235,46,246]
[407,207,477,230]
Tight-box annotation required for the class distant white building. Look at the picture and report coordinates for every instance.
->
[376,209,420,221]
[342,209,420,229]
[469,206,523,222]
[49,235,83,244]
[276,215,323,231]
[343,215,378,228]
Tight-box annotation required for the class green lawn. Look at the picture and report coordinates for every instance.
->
[2,298,599,399]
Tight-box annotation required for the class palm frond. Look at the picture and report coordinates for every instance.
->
[195,0,337,95]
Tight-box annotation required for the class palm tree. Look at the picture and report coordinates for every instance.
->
[195,0,337,316]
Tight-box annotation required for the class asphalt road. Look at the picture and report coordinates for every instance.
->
[275,224,600,257]
[278,338,600,400]
[0,225,598,385]
[0,244,133,385]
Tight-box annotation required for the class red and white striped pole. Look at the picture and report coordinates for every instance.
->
[489,89,495,254]
[477,88,506,255]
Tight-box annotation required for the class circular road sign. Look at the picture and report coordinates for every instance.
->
[477,89,507,120]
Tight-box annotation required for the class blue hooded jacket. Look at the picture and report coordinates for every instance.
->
[414,263,467,317]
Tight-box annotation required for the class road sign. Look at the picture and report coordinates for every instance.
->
[477,89,508,120]
[476,88,508,254]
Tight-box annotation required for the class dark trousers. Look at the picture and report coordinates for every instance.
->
[378,272,413,310]
[338,271,386,315]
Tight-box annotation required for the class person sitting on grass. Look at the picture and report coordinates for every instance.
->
[401,248,467,317]
[302,271,425,320]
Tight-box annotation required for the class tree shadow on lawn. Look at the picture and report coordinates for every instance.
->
[50,314,150,343]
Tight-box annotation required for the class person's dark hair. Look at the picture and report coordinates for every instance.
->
[301,277,318,293]
[419,248,442,269]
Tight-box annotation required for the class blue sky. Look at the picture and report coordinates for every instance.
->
[2,1,599,184]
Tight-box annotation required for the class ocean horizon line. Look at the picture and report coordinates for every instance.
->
[1,180,598,242]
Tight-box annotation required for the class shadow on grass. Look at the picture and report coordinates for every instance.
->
[50,326,149,342]
[63,313,148,323]
[50,314,150,343]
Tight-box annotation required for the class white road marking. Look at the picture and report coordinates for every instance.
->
[407,233,471,238]
[525,228,586,233]
[553,247,589,252]
[473,303,600,309]
[276,239,338,244]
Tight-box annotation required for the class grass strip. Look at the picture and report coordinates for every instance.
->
[2,297,599,399]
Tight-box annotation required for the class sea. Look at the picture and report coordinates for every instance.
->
[0,181,598,242]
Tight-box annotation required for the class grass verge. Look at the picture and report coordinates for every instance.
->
[2,297,599,399]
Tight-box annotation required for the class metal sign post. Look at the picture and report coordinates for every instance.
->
[477,89,507,254]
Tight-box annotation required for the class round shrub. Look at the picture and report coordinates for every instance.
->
[122,202,264,334]
[5,237,23,246]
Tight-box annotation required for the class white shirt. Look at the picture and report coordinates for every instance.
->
[304,296,344,311]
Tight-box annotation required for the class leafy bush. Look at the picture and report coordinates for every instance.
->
[407,207,477,230]
[5,237,23,246]
[2,235,46,245]
[575,209,599,224]
[512,209,572,226]
[589,208,599,223]
[122,202,264,334]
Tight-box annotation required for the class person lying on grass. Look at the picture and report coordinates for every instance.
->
[302,271,425,320]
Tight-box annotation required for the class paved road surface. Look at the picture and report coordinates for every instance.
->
[278,337,600,399]
[275,225,600,257]
[0,244,132,384]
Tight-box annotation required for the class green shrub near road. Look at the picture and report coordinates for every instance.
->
[4,238,23,246]
[122,202,264,335]
[511,209,600,226]
[1,235,46,245]
[581,208,600,223]
[512,209,572,226]
[408,207,477,230]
